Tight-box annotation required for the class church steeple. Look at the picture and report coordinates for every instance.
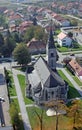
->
[48,27,56,49]
[46,21,57,70]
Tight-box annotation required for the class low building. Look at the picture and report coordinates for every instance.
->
[57,32,72,47]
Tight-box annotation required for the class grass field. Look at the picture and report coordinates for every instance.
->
[58,70,81,99]
[65,68,82,86]
[17,74,33,104]
[26,106,82,130]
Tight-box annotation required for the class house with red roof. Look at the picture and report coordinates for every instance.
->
[57,32,72,47]
[9,12,24,21]
[27,38,46,55]
[19,21,33,33]
[68,59,82,80]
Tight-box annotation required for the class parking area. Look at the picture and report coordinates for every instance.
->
[0,68,11,128]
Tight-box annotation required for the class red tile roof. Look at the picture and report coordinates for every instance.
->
[69,59,82,75]
[27,38,46,50]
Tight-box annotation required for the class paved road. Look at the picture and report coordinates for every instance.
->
[67,15,82,21]
[12,69,31,130]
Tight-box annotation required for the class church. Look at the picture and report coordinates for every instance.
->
[26,27,68,105]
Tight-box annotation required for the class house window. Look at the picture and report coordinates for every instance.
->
[62,43,66,46]
[63,40,66,42]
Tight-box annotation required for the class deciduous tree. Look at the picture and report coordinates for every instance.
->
[13,43,31,66]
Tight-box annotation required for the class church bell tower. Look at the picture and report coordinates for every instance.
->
[46,24,57,70]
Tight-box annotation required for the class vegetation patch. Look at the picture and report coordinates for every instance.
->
[57,45,82,52]
[10,98,20,113]
[5,69,17,97]
[65,68,82,86]
[17,74,33,104]
[58,70,81,98]
[26,106,81,130]
[9,99,24,130]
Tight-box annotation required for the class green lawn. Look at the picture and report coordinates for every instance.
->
[65,68,82,86]
[17,74,33,104]
[65,68,73,76]
[10,98,24,130]
[73,76,82,86]
[11,98,20,113]
[57,47,69,52]
[58,70,81,99]
[57,46,82,52]
[26,107,73,130]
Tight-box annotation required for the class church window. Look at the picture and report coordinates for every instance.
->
[52,91,54,98]
[51,53,54,57]
[51,60,53,67]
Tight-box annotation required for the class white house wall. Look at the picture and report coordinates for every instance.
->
[61,20,70,27]
[57,37,72,47]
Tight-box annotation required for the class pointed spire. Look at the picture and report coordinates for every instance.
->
[48,20,56,49]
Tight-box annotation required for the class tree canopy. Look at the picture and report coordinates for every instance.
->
[2,36,16,57]
[24,25,47,42]
[13,43,31,66]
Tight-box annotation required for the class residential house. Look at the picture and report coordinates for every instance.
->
[52,15,70,27]
[59,5,67,14]
[68,59,82,80]
[26,28,68,105]
[27,38,46,55]
[57,32,72,47]
[9,12,24,21]
[19,21,33,33]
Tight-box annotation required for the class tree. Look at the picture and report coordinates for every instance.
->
[67,100,82,129]
[24,26,35,42]
[24,25,47,42]
[9,102,21,130]
[13,43,31,66]
[34,108,44,130]
[70,19,78,26]
[0,15,6,27]
[73,42,79,48]
[2,36,16,57]
[34,26,45,41]
[44,100,68,130]
[63,57,71,65]
[0,33,4,55]
[0,33,4,45]
[13,32,21,43]
[68,32,73,38]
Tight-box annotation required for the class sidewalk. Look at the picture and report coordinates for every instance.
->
[60,68,82,96]
[12,68,31,130]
